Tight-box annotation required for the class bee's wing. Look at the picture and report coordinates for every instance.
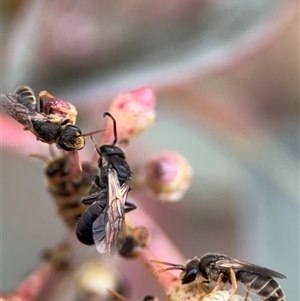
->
[215,258,286,279]
[2,93,63,142]
[1,94,38,130]
[92,168,131,254]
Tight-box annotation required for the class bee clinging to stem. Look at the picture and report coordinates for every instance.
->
[30,147,97,229]
[1,86,103,151]
[152,253,286,301]
[76,112,137,254]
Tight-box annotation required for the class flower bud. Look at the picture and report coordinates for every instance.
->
[145,151,193,202]
[100,86,156,144]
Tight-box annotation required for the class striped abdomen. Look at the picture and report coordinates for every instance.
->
[237,271,285,301]
[14,86,37,110]
[46,159,97,229]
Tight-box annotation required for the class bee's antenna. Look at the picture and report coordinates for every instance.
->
[82,128,106,137]
[103,112,117,145]
[150,260,186,274]
[90,135,101,156]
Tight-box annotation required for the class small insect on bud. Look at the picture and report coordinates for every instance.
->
[145,151,193,202]
[100,86,156,144]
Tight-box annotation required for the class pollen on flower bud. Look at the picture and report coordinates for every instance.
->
[100,86,156,144]
[145,151,193,202]
[201,291,252,301]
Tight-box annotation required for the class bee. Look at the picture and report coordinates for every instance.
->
[32,149,97,229]
[76,112,137,254]
[152,253,286,301]
[1,86,92,151]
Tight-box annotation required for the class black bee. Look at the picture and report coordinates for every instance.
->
[1,86,88,151]
[76,112,136,254]
[152,253,286,301]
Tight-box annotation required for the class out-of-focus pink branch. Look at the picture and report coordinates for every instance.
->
[0,262,52,301]
[0,114,48,154]
[126,200,184,291]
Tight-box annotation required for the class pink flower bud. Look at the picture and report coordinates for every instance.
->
[100,86,156,144]
[145,151,193,202]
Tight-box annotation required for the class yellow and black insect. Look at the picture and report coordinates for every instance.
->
[1,86,86,151]
[153,253,286,301]
[32,150,97,229]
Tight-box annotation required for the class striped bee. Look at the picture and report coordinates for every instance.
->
[153,253,286,301]
[1,86,85,151]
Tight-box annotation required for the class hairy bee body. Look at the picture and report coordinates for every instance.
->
[46,156,97,228]
[1,86,85,151]
[154,253,286,301]
[198,253,286,301]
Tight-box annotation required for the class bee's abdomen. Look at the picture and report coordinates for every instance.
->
[76,200,106,245]
[14,86,36,109]
[237,272,285,301]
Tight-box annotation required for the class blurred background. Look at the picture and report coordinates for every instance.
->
[1,0,299,300]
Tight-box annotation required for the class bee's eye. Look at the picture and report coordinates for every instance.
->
[181,268,198,284]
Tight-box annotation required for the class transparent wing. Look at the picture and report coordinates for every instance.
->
[1,94,38,130]
[1,93,63,142]
[215,258,286,279]
[92,167,131,254]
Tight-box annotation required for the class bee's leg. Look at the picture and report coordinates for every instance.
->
[199,273,223,301]
[49,144,58,158]
[38,91,54,113]
[197,281,207,295]
[243,291,249,301]
[197,282,203,295]
[124,200,137,213]
[81,194,99,205]
[227,268,237,301]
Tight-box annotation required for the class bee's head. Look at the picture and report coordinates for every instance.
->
[151,258,200,285]
[58,124,85,151]
[98,144,125,159]
[180,258,200,284]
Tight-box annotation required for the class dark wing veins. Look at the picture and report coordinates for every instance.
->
[215,258,286,279]
[92,167,131,254]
